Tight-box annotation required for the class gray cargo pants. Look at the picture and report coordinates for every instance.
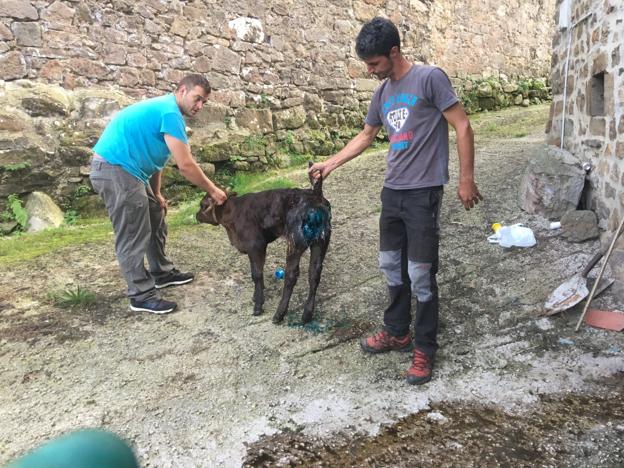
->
[378,186,443,358]
[90,155,174,302]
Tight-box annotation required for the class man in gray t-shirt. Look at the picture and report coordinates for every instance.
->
[365,65,458,189]
[309,17,482,385]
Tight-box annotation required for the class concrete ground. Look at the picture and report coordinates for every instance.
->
[1,105,623,467]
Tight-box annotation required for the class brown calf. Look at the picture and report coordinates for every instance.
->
[196,175,331,324]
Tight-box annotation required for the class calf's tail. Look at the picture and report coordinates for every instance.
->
[308,160,323,197]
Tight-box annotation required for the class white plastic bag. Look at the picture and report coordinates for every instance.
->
[487,223,536,248]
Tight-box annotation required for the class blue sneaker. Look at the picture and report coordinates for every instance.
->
[129,298,177,314]
[154,269,194,289]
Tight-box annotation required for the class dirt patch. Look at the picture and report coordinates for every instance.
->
[0,292,132,344]
[243,378,624,467]
[0,310,90,344]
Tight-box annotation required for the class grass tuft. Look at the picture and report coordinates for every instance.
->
[48,286,97,308]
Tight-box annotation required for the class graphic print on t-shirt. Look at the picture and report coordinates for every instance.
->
[382,93,420,151]
[387,107,408,132]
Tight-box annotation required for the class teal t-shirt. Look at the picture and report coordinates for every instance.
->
[93,94,188,183]
[8,429,139,468]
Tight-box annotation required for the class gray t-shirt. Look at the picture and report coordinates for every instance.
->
[365,65,459,189]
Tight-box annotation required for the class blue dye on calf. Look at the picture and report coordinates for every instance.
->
[302,208,326,242]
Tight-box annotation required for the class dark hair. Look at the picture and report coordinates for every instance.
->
[355,17,401,59]
[176,74,211,94]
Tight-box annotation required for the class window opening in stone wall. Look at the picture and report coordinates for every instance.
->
[590,72,605,116]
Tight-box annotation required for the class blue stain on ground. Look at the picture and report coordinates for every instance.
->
[302,208,327,243]
[287,316,350,334]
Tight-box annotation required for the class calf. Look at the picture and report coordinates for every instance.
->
[196,171,331,324]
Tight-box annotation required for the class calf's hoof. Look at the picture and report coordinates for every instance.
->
[271,313,285,324]
[253,308,263,316]
[301,312,313,323]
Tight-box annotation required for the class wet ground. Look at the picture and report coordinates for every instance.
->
[1,105,623,466]
[244,379,624,467]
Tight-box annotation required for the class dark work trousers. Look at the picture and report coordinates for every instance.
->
[89,156,174,302]
[378,186,443,357]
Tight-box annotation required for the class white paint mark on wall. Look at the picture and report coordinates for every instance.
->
[228,17,265,43]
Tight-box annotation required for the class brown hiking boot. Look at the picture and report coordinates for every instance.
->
[360,330,412,354]
[406,348,433,385]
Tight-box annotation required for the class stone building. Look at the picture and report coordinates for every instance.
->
[1,0,555,93]
[547,0,623,228]
[546,0,624,293]
[0,0,556,209]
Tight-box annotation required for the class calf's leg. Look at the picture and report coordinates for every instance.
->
[272,246,305,323]
[248,245,267,315]
[302,235,331,323]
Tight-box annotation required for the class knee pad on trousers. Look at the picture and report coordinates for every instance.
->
[379,250,402,287]
[408,261,432,302]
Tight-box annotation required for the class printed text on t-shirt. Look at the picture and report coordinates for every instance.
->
[389,131,414,151]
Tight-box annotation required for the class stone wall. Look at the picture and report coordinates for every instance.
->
[546,0,624,297]
[547,0,623,230]
[1,0,555,92]
[0,75,552,216]
[0,0,556,212]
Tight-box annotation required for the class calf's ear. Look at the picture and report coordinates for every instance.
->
[199,193,214,208]
[199,193,209,203]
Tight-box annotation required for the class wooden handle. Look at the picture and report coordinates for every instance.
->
[581,251,604,277]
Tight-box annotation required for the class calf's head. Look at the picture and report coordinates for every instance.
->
[196,194,220,225]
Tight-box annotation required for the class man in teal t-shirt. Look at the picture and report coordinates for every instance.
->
[90,74,227,314]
